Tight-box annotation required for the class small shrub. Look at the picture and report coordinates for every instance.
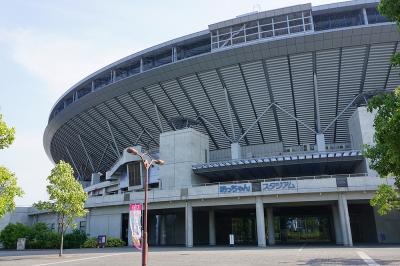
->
[0,223,32,249]
[64,230,87,249]
[27,230,60,249]
[82,237,97,248]
[106,237,126,247]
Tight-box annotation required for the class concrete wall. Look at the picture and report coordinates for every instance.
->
[0,207,31,231]
[159,128,209,189]
[348,107,378,177]
[374,207,400,244]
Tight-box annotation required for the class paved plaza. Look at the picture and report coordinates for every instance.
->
[0,245,399,266]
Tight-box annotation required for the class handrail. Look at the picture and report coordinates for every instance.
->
[191,173,369,187]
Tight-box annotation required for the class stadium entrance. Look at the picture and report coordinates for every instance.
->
[272,206,333,244]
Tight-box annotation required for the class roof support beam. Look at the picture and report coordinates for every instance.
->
[135,129,145,145]
[238,63,265,143]
[141,89,174,131]
[78,134,95,172]
[195,73,230,140]
[197,116,234,143]
[384,42,399,90]
[238,102,274,142]
[274,103,317,134]
[323,94,363,133]
[176,78,219,149]
[96,142,109,172]
[287,55,301,145]
[154,105,163,133]
[126,91,166,133]
[334,48,343,143]
[65,146,82,180]
[106,120,121,157]
[261,60,282,142]
[359,45,371,94]
[158,82,182,116]
[72,116,118,162]
[313,74,321,133]
[216,68,249,145]
[224,87,236,141]
[105,99,156,147]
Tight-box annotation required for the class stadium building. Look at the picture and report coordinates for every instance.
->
[5,0,400,247]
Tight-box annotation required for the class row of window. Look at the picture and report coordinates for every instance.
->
[50,7,389,121]
[211,11,313,49]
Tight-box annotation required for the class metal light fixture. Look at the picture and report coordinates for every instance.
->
[126,147,164,266]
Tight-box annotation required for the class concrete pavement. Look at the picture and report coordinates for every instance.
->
[0,245,399,266]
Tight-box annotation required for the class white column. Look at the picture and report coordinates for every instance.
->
[316,133,326,152]
[363,8,369,25]
[209,209,216,246]
[266,207,275,245]
[231,142,241,159]
[338,193,353,246]
[256,197,266,247]
[332,204,343,245]
[186,203,193,247]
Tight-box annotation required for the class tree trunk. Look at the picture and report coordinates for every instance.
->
[59,223,64,257]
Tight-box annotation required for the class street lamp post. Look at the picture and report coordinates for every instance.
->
[127,147,164,266]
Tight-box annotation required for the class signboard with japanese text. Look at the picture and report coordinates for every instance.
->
[129,204,142,250]
[261,180,297,192]
[219,183,252,194]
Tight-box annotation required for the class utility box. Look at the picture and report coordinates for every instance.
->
[16,238,26,250]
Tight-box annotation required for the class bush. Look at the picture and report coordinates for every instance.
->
[64,230,87,249]
[106,237,126,247]
[0,223,32,249]
[27,231,60,249]
[82,237,97,248]
[82,236,126,248]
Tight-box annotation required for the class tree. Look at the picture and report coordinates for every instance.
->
[34,161,87,256]
[0,113,23,218]
[365,88,400,215]
[365,0,400,215]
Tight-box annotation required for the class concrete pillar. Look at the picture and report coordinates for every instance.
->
[363,8,369,25]
[85,210,91,237]
[338,193,353,246]
[266,207,275,245]
[332,204,343,245]
[186,203,193,247]
[231,142,241,159]
[256,197,266,247]
[316,133,326,152]
[209,209,216,246]
[160,215,167,245]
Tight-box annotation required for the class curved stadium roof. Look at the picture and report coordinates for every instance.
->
[44,0,400,180]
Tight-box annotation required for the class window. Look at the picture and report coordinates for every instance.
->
[366,7,389,24]
[313,10,364,31]
[128,161,141,187]
[79,221,86,232]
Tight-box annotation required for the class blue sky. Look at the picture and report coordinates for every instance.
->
[0,0,337,206]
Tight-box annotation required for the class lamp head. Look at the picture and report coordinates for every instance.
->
[154,159,165,165]
[126,147,138,155]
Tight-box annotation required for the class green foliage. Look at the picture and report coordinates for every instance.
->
[0,167,24,218]
[371,184,400,215]
[0,223,32,249]
[27,230,61,249]
[0,114,15,150]
[378,0,400,67]
[106,237,126,247]
[33,161,87,255]
[81,236,126,248]
[82,237,97,248]
[0,113,22,219]
[378,0,400,25]
[64,229,87,249]
[365,87,400,215]
[364,88,400,178]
